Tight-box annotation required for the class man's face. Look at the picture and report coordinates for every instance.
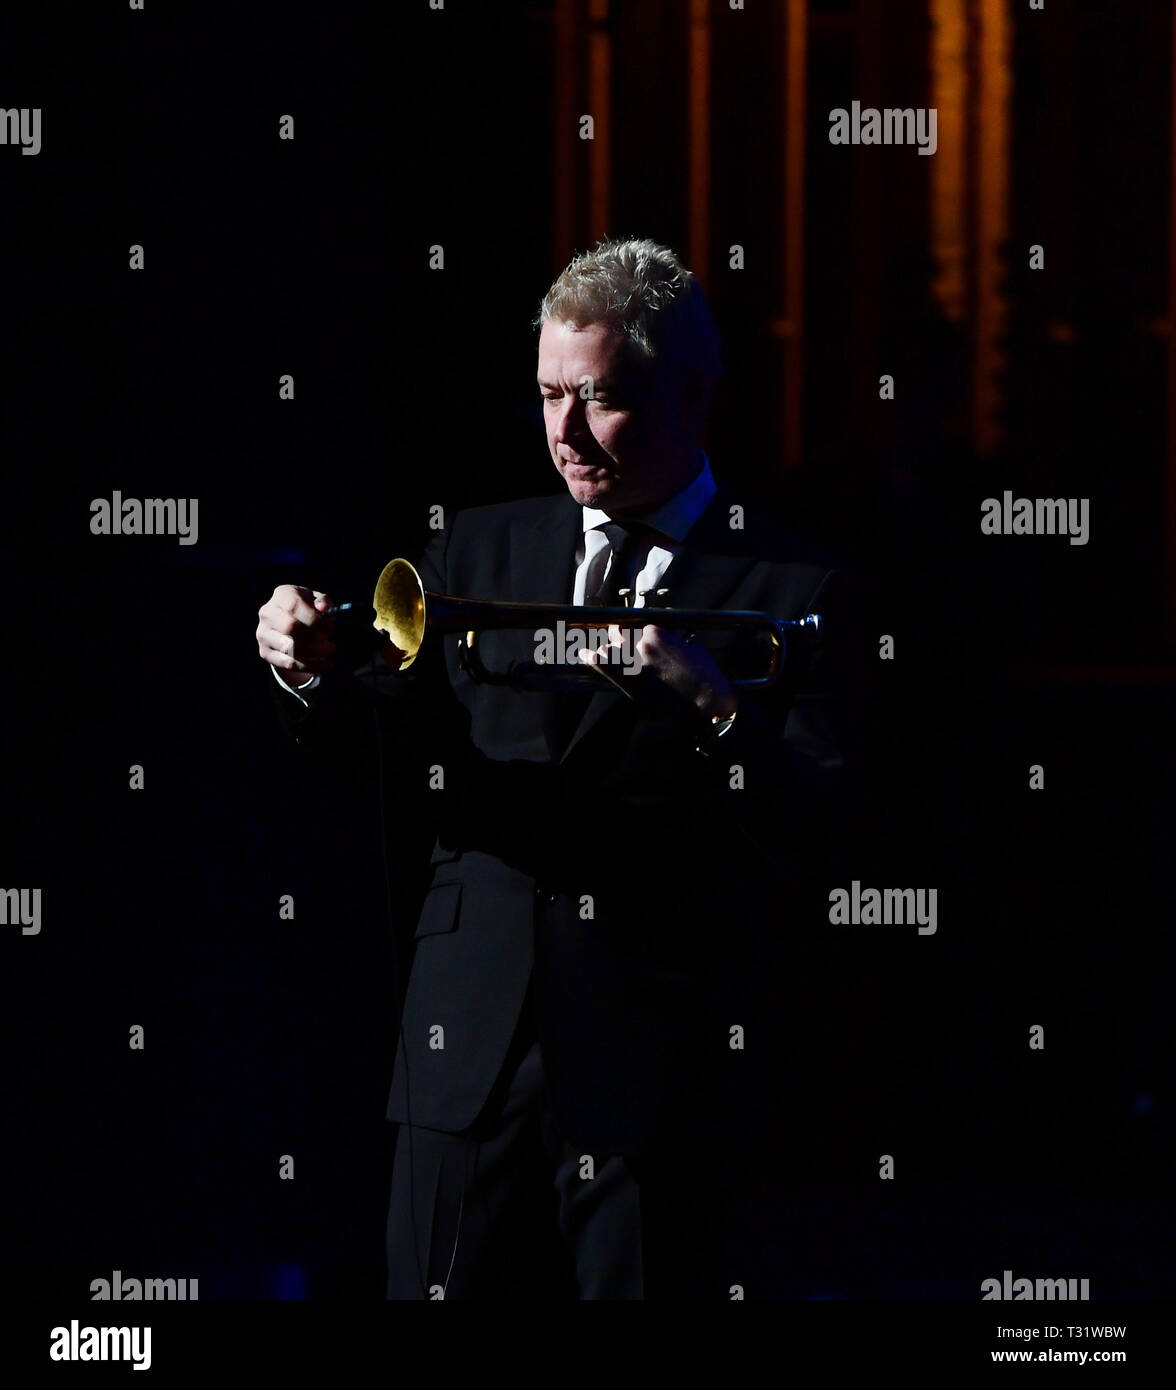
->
[537,317,698,515]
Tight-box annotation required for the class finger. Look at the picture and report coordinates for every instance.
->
[635,624,679,652]
[576,637,638,698]
[276,586,327,628]
[262,596,319,630]
[293,587,335,621]
[263,645,335,675]
[583,658,634,698]
[259,618,336,653]
[261,600,335,640]
[258,624,336,662]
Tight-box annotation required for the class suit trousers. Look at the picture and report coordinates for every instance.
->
[384,981,643,1299]
[384,982,722,1300]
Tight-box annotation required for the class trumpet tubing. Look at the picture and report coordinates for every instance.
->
[370,557,821,688]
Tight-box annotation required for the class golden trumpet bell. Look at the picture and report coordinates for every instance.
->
[372,558,427,668]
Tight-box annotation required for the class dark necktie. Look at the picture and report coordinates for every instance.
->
[589,520,649,608]
[551,521,650,756]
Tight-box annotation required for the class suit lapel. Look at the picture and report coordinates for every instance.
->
[640,486,760,612]
[510,494,582,604]
[558,487,759,763]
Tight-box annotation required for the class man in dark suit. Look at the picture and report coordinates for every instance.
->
[256,238,851,1299]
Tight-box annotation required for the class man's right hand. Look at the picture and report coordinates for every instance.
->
[257,585,338,688]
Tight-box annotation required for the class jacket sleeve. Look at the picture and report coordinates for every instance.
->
[662,564,867,881]
[264,520,476,842]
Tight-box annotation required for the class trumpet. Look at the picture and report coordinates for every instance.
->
[345,557,821,690]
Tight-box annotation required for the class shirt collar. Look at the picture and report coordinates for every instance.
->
[581,450,718,542]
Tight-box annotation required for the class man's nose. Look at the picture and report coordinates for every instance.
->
[552,395,587,445]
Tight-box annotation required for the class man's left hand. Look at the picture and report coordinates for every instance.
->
[579,622,737,722]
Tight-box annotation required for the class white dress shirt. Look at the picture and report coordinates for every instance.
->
[574,451,718,604]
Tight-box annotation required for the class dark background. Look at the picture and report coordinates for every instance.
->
[0,0,1171,1301]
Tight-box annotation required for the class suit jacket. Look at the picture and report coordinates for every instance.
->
[275,484,853,1155]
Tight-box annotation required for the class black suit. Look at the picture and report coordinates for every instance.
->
[274,482,853,1296]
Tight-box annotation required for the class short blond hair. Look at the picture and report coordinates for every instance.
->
[536,237,721,388]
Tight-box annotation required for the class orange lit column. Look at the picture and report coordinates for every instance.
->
[687,0,712,282]
[587,0,612,243]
